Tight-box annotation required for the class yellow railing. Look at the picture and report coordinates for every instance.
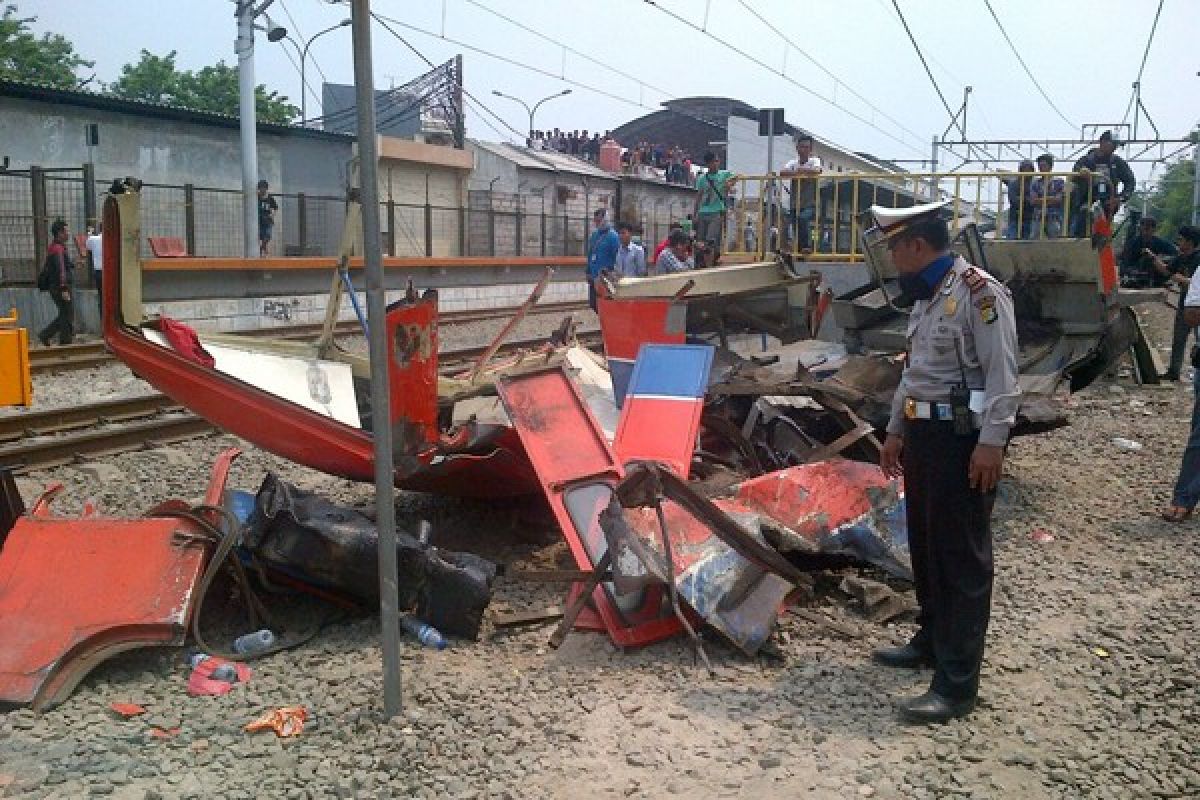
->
[716,170,1102,262]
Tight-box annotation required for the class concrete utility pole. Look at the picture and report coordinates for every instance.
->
[235,0,286,257]
[235,1,260,257]
[349,0,403,718]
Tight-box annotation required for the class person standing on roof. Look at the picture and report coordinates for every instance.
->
[1070,130,1135,238]
[693,151,739,267]
[1000,160,1036,240]
[872,200,1020,724]
[779,133,822,253]
[38,218,75,346]
[257,180,278,257]
[586,208,619,310]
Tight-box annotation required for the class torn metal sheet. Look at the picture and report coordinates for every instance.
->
[734,460,910,580]
[0,449,239,710]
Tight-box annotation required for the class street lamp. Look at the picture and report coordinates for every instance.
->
[296,18,352,127]
[490,88,571,144]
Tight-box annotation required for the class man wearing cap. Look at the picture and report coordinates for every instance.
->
[1070,131,1135,238]
[871,200,1020,723]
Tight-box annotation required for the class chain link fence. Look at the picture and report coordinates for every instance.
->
[0,168,608,285]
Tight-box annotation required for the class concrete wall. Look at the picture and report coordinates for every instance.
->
[0,95,285,190]
[617,179,696,243]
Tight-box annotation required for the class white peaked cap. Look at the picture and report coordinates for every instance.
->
[868,200,951,238]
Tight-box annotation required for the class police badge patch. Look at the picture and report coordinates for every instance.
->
[975,295,997,324]
[963,267,987,294]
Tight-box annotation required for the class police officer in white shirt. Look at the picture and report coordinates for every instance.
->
[871,200,1020,723]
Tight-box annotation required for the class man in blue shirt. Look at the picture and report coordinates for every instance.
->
[586,208,619,310]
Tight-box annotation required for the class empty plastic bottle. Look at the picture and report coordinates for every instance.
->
[188,653,238,682]
[400,615,446,650]
[232,629,276,657]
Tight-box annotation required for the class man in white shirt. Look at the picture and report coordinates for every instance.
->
[779,133,822,253]
[1164,273,1200,522]
[85,224,103,315]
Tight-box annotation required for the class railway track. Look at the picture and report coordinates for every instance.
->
[28,300,590,374]
[6,330,603,473]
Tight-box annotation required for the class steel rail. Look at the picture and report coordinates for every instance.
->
[27,301,590,374]
[0,395,181,443]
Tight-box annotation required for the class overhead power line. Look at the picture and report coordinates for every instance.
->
[642,0,924,156]
[278,0,329,83]
[462,0,674,103]
[369,11,526,141]
[734,0,925,145]
[1120,0,1164,126]
[981,0,1076,132]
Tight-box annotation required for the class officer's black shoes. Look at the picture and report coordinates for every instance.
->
[871,643,934,669]
[896,690,976,724]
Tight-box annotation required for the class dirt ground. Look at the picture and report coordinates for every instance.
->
[1,305,1197,799]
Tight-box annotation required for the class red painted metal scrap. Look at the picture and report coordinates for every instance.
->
[496,365,683,648]
[0,449,239,710]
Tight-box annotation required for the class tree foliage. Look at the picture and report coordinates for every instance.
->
[110,49,298,125]
[0,3,93,88]
[1130,127,1199,236]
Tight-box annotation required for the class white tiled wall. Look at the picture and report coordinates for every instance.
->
[142,281,589,333]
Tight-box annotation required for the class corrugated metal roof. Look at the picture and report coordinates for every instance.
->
[0,78,352,141]
[469,139,616,180]
[469,139,554,171]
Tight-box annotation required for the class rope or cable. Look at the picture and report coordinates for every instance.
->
[889,0,958,134]
[1120,0,1164,126]
[278,0,329,84]
[462,0,673,105]
[642,0,923,156]
[981,0,1075,132]
[734,0,925,145]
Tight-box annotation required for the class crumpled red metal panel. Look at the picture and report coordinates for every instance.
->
[0,450,237,710]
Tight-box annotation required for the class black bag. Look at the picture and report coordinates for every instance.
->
[36,253,57,291]
[1190,344,1199,370]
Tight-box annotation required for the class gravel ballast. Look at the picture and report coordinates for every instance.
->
[1,306,1197,799]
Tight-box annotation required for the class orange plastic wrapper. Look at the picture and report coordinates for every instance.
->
[244,706,308,738]
[108,702,146,718]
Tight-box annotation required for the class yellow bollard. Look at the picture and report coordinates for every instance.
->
[0,308,33,407]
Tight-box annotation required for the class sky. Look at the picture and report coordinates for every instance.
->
[24,0,1199,184]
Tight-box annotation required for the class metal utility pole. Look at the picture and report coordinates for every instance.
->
[1192,140,1200,226]
[235,1,263,257]
[930,136,940,201]
[350,0,403,718]
[299,18,352,127]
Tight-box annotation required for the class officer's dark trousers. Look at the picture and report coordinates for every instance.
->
[902,420,994,702]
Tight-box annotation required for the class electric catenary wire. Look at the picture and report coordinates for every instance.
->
[981,0,1076,132]
[369,12,525,142]
[1120,0,1164,127]
[734,0,925,146]
[642,0,924,156]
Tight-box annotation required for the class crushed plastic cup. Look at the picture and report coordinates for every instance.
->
[1111,437,1143,452]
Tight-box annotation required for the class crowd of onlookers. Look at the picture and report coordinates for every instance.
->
[526,128,695,185]
[999,130,1139,241]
